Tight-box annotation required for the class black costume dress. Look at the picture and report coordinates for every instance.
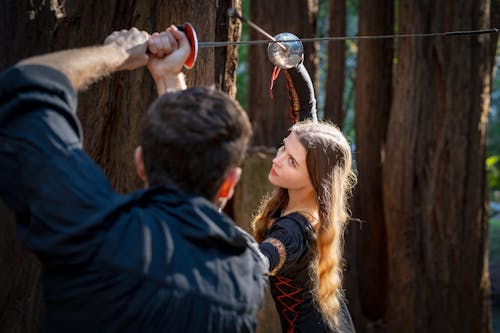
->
[259,212,355,333]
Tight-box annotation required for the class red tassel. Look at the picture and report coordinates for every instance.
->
[269,66,281,99]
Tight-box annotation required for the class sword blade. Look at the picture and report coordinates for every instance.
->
[196,28,499,48]
[198,40,271,48]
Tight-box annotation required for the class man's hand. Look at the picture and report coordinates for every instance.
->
[147,25,191,93]
[104,27,150,71]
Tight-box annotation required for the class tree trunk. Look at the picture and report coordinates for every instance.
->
[0,1,240,331]
[383,1,494,332]
[232,149,280,333]
[324,0,346,124]
[248,0,318,147]
[347,0,393,330]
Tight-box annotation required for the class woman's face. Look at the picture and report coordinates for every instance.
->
[268,132,312,191]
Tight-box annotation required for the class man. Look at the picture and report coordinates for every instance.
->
[0,26,267,332]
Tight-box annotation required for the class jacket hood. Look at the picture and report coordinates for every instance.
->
[137,185,249,251]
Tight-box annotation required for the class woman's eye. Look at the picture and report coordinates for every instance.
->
[289,158,296,167]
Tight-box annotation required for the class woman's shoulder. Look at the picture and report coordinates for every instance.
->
[265,212,317,248]
[262,212,317,276]
[274,211,316,234]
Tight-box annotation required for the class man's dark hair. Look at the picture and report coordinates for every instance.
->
[141,87,252,199]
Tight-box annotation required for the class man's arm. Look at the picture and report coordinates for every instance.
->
[147,25,191,95]
[19,27,150,91]
[0,28,152,263]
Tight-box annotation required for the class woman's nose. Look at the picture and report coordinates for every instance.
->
[272,155,281,167]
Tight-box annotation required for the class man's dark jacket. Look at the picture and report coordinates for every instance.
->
[0,65,267,332]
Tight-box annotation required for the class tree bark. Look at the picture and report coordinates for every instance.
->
[232,149,280,333]
[348,0,393,330]
[248,0,318,147]
[0,1,240,331]
[324,0,346,124]
[383,1,494,332]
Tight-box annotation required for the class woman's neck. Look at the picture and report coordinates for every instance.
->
[283,188,318,217]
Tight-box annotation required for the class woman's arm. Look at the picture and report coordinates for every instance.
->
[284,63,318,123]
[258,215,311,275]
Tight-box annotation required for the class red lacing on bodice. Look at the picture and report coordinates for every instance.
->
[274,276,303,333]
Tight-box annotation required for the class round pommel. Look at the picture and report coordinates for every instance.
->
[267,33,303,69]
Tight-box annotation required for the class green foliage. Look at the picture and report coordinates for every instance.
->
[487,155,500,190]
[315,0,358,140]
[316,0,329,119]
[490,218,500,263]
[488,51,500,197]
[340,1,359,141]
[489,57,500,155]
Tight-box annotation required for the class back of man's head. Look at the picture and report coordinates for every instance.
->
[141,87,252,200]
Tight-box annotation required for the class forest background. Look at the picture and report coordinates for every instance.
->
[0,0,499,332]
[236,0,500,333]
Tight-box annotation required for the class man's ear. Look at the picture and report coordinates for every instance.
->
[134,146,147,184]
[216,167,242,201]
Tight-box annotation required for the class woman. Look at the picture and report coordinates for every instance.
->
[252,63,356,332]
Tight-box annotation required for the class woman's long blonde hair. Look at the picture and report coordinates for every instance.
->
[252,121,356,329]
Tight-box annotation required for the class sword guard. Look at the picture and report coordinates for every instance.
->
[177,22,198,69]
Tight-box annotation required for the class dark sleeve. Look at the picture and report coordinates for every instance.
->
[0,65,119,266]
[258,217,309,275]
[284,63,318,123]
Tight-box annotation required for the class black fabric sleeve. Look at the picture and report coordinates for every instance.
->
[0,64,119,266]
[0,65,81,139]
[258,216,310,275]
[284,63,318,123]
[259,241,280,272]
